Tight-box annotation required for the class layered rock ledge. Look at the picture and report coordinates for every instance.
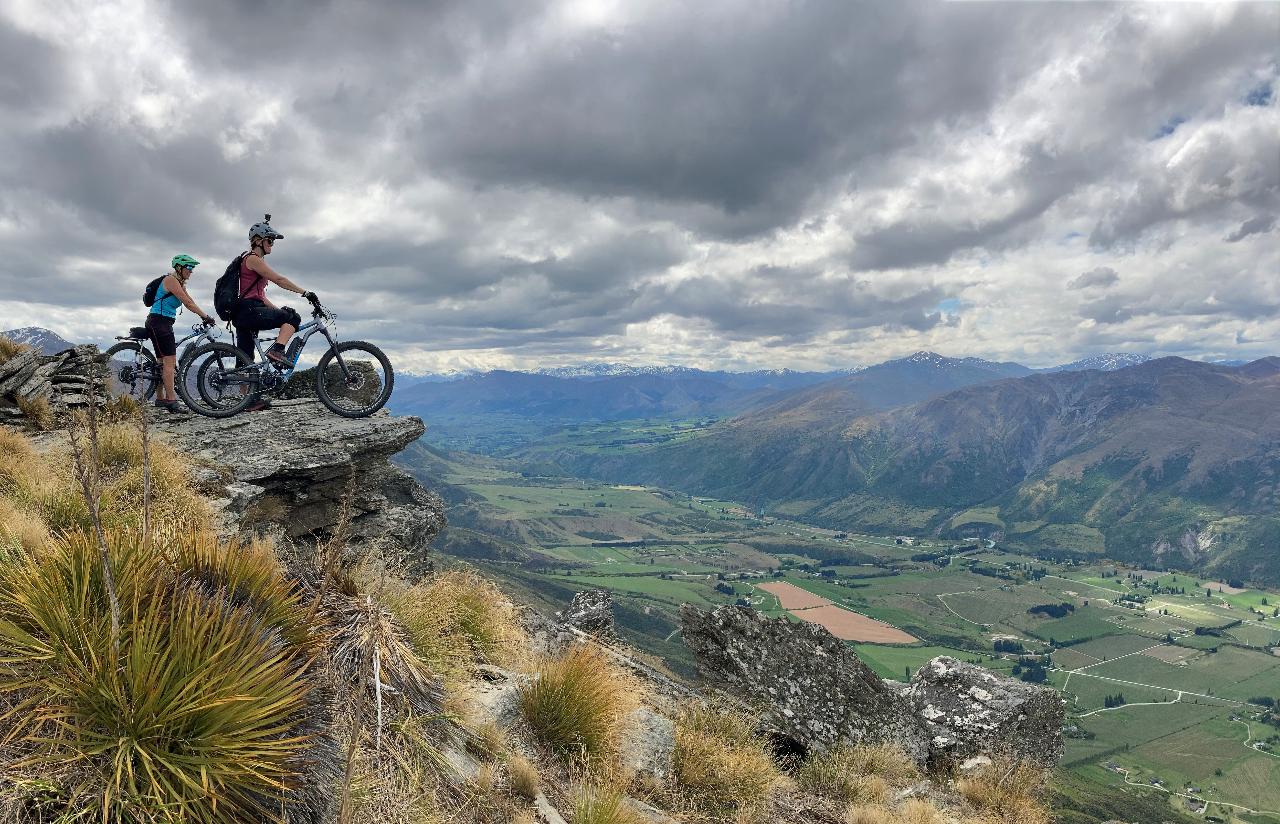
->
[155,398,445,557]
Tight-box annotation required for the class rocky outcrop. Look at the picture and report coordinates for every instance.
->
[904,656,1064,768]
[557,589,617,639]
[680,605,1065,768]
[679,604,931,763]
[0,345,107,422]
[155,398,445,558]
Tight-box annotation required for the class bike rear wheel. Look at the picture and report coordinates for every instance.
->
[314,340,394,418]
[104,341,158,402]
[176,342,256,418]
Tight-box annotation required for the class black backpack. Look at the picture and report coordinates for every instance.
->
[213,253,255,321]
[142,276,165,307]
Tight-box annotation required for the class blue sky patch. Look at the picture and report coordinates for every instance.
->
[1245,82,1273,107]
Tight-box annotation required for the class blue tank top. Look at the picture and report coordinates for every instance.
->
[149,277,182,319]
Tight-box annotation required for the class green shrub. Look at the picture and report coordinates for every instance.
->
[0,529,320,823]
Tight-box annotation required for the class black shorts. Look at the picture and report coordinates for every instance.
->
[145,314,176,358]
[232,300,302,360]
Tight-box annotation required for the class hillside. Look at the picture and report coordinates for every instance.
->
[550,358,1280,584]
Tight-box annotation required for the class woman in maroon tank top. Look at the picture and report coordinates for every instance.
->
[231,217,318,410]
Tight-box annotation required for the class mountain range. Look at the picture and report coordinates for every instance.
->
[547,357,1280,584]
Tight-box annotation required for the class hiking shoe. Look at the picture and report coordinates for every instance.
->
[265,344,291,368]
[154,399,181,413]
[245,398,273,413]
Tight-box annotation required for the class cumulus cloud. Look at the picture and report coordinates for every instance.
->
[1225,214,1276,242]
[0,0,1277,372]
[1068,267,1120,291]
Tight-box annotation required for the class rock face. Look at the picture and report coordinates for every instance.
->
[156,398,445,558]
[557,589,617,639]
[905,656,1064,768]
[679,604,931,763]
[680,605,1066,769]
[0,344,108,422]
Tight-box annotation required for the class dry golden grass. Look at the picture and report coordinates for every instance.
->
[956,758,1050,824]
[0,335,29,364]
[508,754,540,800]
[797,743,919,804]
[382,568,528,681]
[14,395,52,431]
[0,422,208,539]
[0,498,47,554]
[519,644,641,769]
[572,783,645,824]
[670,703,780,821]
[843,799,949,824]
[844,807,895,824]
[895,799,948,824]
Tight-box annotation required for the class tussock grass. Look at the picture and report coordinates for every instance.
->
[519,644,640,768]
[0,528,320,823]
[0,335,29,364]
[797,743,919,804]
[670,703,780,820]
[894,799,948,824]
[0,498,47,553]
[572,783,645,824]
[0,423,208,539]
[383,568,528,680]
[508,754,540,800]
[14,395,52,430]
[956,757,1050,824]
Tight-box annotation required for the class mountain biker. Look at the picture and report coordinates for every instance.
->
[233,218,318,411]
[147,254,215,412]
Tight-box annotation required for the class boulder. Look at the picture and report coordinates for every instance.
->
[558,589,617,639]
[620,707,675,781]
[904,656,1065,768]
[679,605,930,762]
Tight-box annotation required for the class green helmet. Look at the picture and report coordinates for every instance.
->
[171,254,200,270]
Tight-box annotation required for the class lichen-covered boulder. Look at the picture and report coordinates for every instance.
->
[679,605,930,763]
[905,656,1065,768]
[559,589,617,639]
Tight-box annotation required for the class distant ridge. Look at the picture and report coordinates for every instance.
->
[1039,353,1150,373]
[1,326,75,355]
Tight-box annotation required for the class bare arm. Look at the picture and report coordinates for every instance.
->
[163,275,211,320]
[245,254,305,296]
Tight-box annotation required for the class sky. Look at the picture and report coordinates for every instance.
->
[0,0,1276,374]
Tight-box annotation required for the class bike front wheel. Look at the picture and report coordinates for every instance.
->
[314,340,394,418]
[104,341,158,402]
[177,342,256,418]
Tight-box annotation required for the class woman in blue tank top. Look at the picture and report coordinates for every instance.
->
[145,254,215,413]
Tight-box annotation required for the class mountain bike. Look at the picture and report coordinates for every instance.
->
[104,321,221,402]
[176,295,394,418]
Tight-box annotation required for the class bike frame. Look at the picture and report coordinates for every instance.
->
[237,307,353,387]
[114,323,220,374]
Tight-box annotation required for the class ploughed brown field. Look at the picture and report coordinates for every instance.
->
[795,605,919,643]
[760,581,918,643]
[759,581,831,609]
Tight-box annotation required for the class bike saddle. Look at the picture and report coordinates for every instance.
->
[121,326,149,340]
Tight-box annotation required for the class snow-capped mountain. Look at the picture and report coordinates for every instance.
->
[1041,353,1151,373]
[1,326,75,355]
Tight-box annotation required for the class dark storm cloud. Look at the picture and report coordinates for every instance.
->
[1,1,1278,368]
[1068,267,1120,291]
[1225,214,1276,242]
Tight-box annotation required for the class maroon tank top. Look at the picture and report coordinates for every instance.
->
[239,254,266,302]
